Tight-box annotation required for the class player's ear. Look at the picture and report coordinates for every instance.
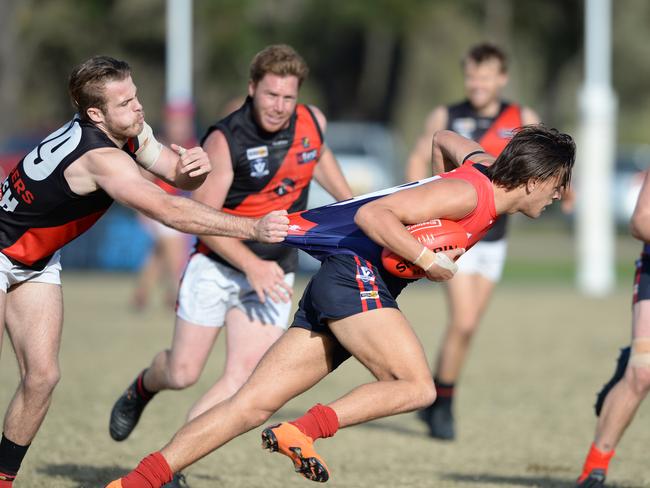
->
[525,178,537,194]
[247,80,256,98]
[86,106,104,124]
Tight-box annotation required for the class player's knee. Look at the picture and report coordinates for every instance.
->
[23,365,61,396]
[167,362,201,389]
[404,377,436,410]
[416,378,437,409]
[451,317,479,338]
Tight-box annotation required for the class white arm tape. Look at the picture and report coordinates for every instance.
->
[135,121,163,170]
[413,246,458,273]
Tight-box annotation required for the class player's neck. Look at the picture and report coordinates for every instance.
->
[493,185,525,215]
[96,123,128,148]
[472,99,501,118]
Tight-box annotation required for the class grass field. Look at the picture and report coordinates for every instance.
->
[0,224,648,487]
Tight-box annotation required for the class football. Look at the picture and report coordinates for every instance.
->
[381,219,468,279]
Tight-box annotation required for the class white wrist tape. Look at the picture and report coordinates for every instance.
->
[134,121,163,170]
[413,246,458,273]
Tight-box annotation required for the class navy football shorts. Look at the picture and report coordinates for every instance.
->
[633,253,650,304]
[292,254,402,335]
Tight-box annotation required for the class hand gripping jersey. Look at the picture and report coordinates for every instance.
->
[447,100,522,241]
[198,98,324,273]
[0,117,139,270]
[284,162,497,272]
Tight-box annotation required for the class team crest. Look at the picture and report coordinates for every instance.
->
[302,137,310,148]
[247,146,270,178]
[355,265,375,284]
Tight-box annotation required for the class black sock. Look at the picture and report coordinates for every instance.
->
[134,369,158,401]
[433,378,455,407]
[0,434,29,479]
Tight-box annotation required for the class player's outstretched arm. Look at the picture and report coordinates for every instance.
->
[86,150,288,242]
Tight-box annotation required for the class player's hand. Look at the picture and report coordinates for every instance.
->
[253,210,289,243]
[424,248,465,282]
[172,144,212,178]
[243,259,293,303]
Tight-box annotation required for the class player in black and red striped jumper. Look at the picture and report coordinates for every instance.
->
[109,45,352,487]
[0,56,288,488]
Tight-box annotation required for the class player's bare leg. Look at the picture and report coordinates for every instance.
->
[186,307,284,420]
[421,272,494,439]
[260,307,436,482]
[109,317,220,441]
[577,300,650,486]
[0,283,62,485]
[105,328,336,487]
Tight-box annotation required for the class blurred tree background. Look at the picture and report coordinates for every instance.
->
[1,0,649,154]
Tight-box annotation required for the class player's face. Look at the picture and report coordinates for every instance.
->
[522,176,563,218]
[463,59,507,111]
[100,76,145,140]
[249,74,300,133]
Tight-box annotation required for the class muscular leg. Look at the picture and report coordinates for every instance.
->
[435,272,496,383]
[3,282,63,444]
[593,300,650,451]
[186,307,284,420]
[160,327,336,471]
[143,317,221,393]
[327,307,435,427]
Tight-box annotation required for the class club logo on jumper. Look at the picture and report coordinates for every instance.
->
[297,149,318,164]
[360,290,379,300]
[302,137,310,148]
[451,118,476,139]
[247,146,270,178]
[355,265,375,284]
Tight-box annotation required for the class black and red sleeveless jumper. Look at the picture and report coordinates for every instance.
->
[447,100,522,241]
[198,97,324,273]
[0,116,139,270]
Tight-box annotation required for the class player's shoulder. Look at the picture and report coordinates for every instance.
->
[305,104,327,131]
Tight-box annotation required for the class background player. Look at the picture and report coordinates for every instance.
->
[109,44,352,486]
[575,169,650,487]
[104,125,574,488]
[406,42,539,439]
[0,55,288,488]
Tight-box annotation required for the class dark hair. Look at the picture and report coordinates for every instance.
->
[485,125,575,190]
[68,56,131,121]
[249,44,309,86]
[463,42,508,73]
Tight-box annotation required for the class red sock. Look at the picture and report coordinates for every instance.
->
[290,404,339,441]
[578,443,615,482]
[121,452,173,488]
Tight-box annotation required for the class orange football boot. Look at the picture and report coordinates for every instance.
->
[261,422,330,482]
[104,480,123,488]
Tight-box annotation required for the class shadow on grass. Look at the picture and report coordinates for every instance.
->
[37,463,128,487]
[38,464,223,487]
